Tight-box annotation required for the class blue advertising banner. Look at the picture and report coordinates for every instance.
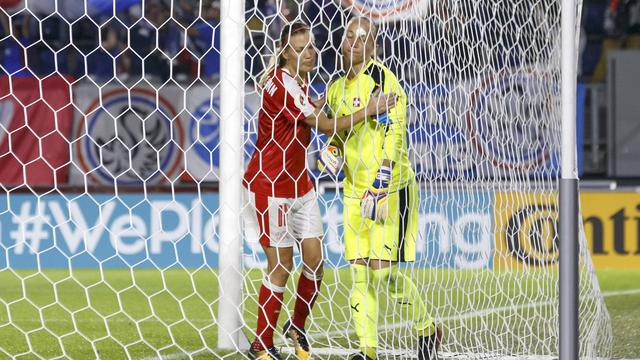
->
[0,191,495,270]
[0,193,220,269]
[419,191,495,269]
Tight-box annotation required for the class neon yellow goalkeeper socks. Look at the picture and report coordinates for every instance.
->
[350,264,378,358]
[371,266,435,336]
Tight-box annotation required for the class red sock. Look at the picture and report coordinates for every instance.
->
[292,271,322,330]
[255,280,284,349]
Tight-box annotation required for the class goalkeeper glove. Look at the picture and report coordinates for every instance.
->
[373,112,391,126]
[317,145,343,177]
[361,164,392,222]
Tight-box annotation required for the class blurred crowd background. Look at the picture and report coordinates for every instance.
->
[1,0,637,83]
[0,0,343,84]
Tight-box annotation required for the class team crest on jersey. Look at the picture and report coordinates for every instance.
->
[294,93,309,110]
[353,97,361,108]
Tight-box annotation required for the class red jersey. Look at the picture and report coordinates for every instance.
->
[244,68,315,198]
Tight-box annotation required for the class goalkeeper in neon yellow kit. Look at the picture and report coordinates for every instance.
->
[324,17,442,360]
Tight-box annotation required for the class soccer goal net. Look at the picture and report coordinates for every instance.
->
[0,0,611,359]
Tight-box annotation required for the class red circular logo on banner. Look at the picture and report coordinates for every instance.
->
[75,88,184,185]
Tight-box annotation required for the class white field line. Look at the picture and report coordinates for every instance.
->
[305,288,640,340]
[1,288,637,360]
[140,353,190,360]
[600,289,640,297]
[142,288,640,360]
[5,288,639,326]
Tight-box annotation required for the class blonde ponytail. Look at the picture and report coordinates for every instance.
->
[257,21,311,90]
[258,48,280,90]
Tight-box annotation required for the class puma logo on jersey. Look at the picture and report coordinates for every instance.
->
[264,78,278,97]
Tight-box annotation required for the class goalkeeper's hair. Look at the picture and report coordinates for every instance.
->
[258,21,311,88]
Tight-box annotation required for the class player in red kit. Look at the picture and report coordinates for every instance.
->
[244,21,397,360]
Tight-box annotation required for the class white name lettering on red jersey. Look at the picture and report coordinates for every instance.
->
[243,68,315,198]
[264,78,278,97]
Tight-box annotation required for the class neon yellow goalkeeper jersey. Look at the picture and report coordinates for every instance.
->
[326,59,414,198]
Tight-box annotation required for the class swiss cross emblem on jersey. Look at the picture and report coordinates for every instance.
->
[352,97,361,108]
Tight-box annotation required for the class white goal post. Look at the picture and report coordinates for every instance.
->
[560,0,580,358]
[218,0,247,351]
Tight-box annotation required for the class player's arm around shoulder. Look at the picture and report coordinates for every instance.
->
[315,81,346,178]
[322,81,347,145]
[300,83,397,136]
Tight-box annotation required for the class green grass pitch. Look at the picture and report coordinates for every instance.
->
[0,268,637,359]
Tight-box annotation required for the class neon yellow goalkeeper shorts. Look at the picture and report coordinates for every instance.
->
[343,181,418,262]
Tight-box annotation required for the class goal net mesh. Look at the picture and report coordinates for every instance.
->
[0,0,611,359]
